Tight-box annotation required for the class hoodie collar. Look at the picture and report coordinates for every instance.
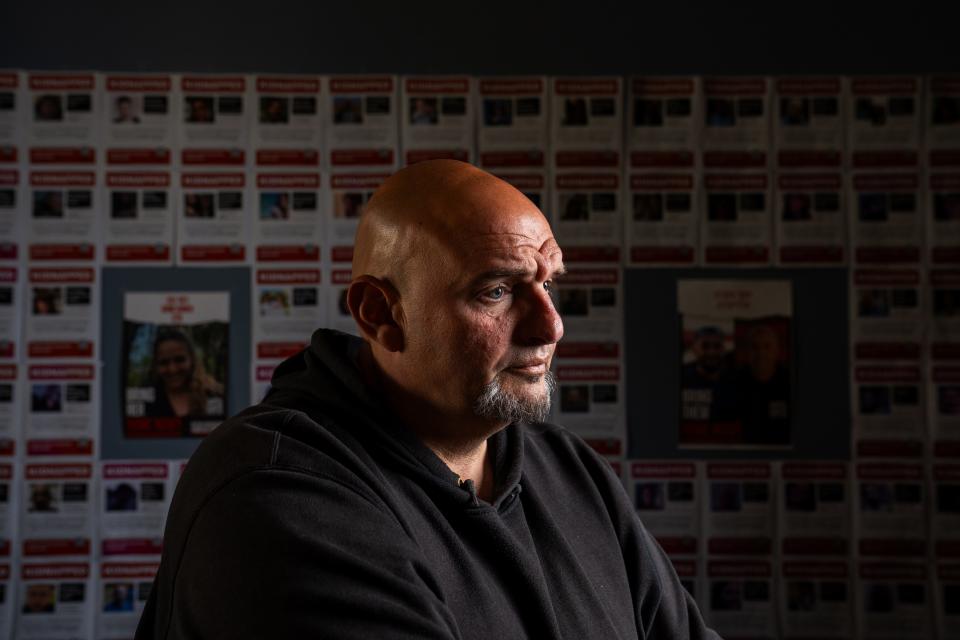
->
[267,328,525,510]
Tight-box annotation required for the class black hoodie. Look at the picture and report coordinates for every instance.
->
[136,329,719,640]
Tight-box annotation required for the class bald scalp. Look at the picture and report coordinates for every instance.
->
[351,160,542,292]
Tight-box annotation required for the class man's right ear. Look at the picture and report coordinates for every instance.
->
[346,276,404,352]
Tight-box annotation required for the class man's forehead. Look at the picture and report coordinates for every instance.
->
[459,232,564,272]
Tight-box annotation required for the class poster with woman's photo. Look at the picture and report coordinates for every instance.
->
[678,279,792,448]
[26,267,98,358]
[26,72,99,149]
[252,267,322,360]
[122,292,229,438]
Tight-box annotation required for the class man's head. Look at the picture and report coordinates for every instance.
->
[692,326,726,375]
[348,160,564,438]
[116,96,133,119]
[745,325,781,383]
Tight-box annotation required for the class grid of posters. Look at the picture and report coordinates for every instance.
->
[624,79,700,266]
[0,69,957,639]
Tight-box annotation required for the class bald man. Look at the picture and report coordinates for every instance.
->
[137,161,718,640]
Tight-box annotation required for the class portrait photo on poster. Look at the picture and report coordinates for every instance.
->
[121,292,229,439]
[678,279,793,449]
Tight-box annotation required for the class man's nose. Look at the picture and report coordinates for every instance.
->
[518,285,564,346]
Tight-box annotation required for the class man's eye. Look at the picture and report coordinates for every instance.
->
[486,286,506,300]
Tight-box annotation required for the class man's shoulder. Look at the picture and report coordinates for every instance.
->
[173,400,376,517]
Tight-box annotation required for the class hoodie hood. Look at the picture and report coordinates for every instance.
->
[264,328,524,511]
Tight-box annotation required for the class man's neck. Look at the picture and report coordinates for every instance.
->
[428,437,495,503]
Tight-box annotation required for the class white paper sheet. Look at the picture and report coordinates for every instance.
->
[21,462,95,557]
[96,559,159,640]
[104,169,175,264]
[854,461,927,558]
[704,557,778,638]
[856,560,932,640]
[99,462,171,557]
[779,559,854,639]
[777,461,851,556]
[25,266,99,359]
[702,462,775,556]
[27,168,99,262]
[850,268,923,361]
[252,266,321,361]
[629,460,701,556]
[177,170,250,264]
[251,75,323,151]
[102,73,177,166]
[928,170,960,265]
[627,168,698,265]
[847,76,922,152]
[15,560,94,640]
[252,170,322,263]
[401,76,474,165]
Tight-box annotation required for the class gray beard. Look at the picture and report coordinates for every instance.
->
[473,370,556,425]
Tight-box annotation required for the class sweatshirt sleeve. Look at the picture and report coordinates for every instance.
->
[158,467,462,640]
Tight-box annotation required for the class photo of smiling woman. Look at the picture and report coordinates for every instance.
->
[145,329,224,418]
[122,292,229,438]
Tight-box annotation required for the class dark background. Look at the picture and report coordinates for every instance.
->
[2,1,958,75]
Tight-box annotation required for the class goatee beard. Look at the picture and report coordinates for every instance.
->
[473,370,556,424]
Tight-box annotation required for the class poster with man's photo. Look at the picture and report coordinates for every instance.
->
[678,279,792,448]
[122,292,229,438]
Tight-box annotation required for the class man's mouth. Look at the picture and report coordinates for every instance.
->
[505,361,547,376]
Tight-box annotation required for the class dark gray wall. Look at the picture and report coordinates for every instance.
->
[2,1,958,75]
